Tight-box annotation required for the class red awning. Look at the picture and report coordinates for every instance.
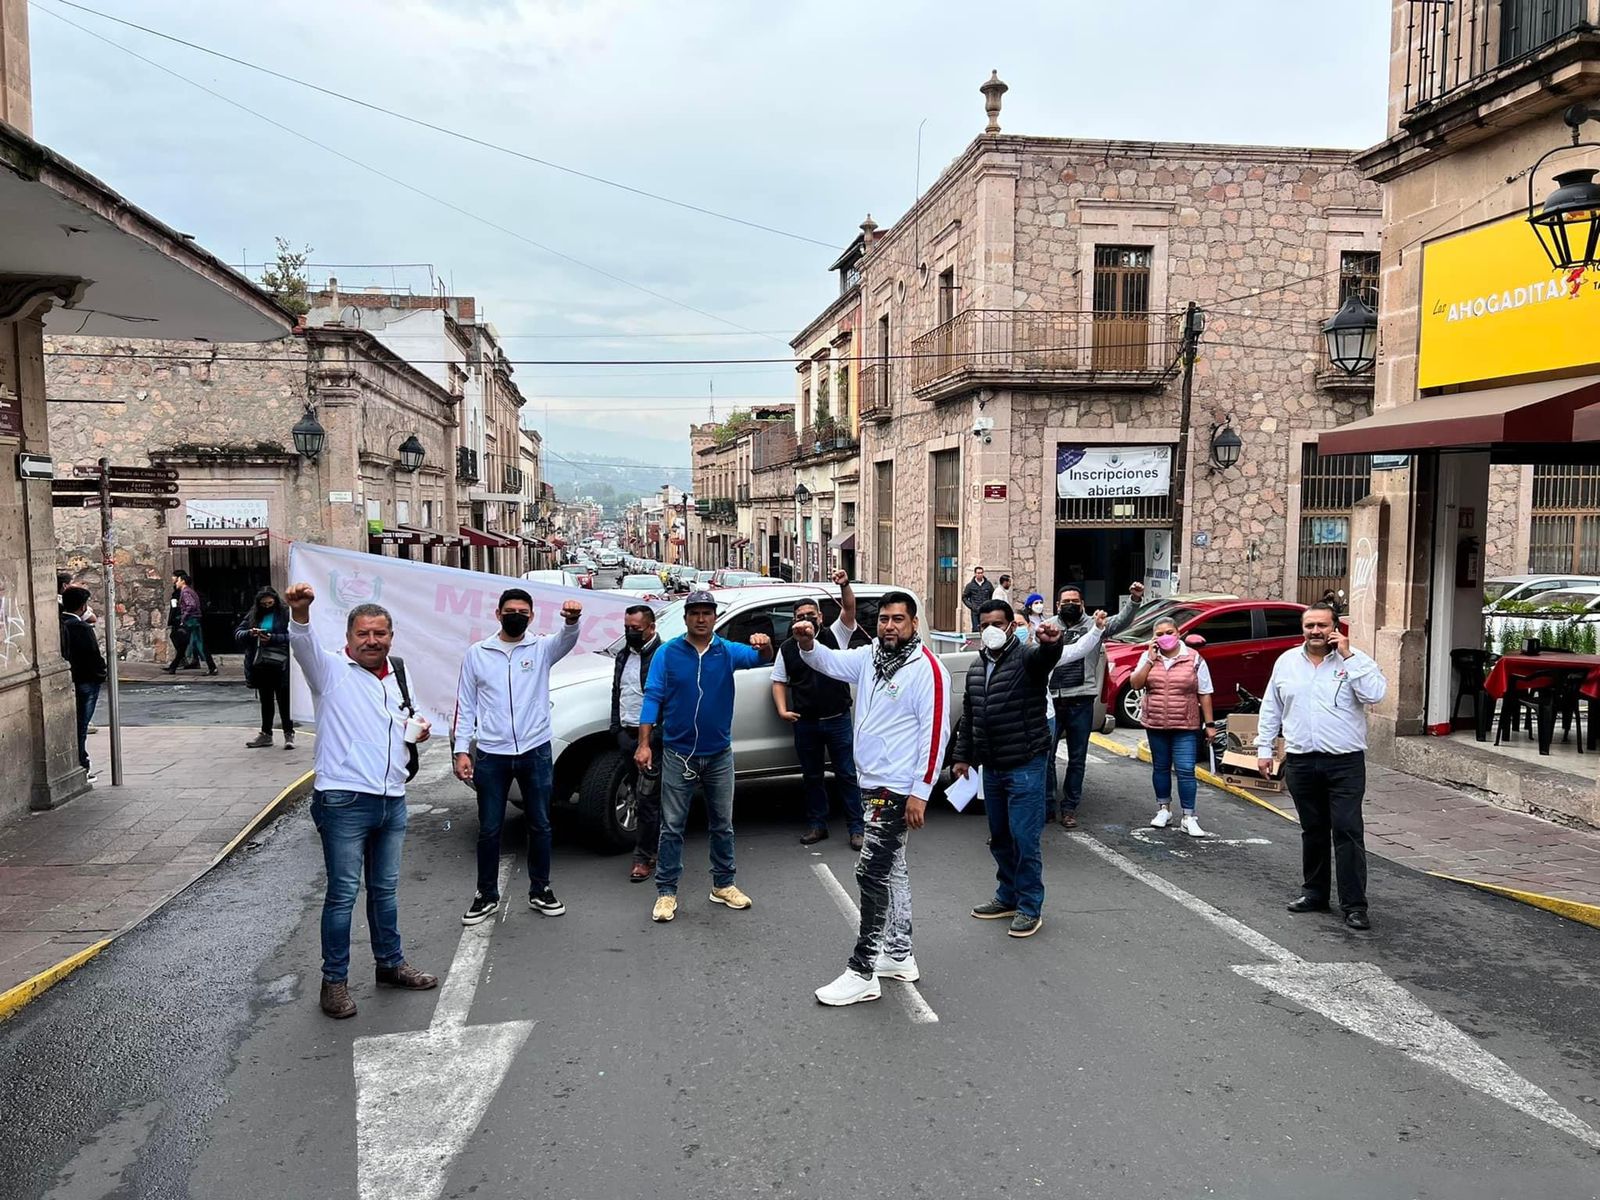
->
[459,524,519,548]
[1318,375,1600,456]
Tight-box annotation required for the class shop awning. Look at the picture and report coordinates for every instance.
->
[170,529,269,549]
[1318,375,1600,456]
[831,530,857,553]
[399,524,463,546]
[458,524,519,548]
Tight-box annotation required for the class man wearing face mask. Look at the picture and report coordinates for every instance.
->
[612,605,663,882]
[453,588,583,926]
[957,598,1107,939]
[1049,581,1144,828]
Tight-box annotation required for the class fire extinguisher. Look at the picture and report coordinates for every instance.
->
[1455,535,1481,590]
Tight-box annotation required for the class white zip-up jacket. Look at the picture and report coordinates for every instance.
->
[801,637,951,800]
[452,620,580,755]
[289,618,412,797]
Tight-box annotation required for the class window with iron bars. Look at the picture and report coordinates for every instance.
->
[1530,464,1600,573]
[1296,446,1372,604]
[1339,250,1380,308]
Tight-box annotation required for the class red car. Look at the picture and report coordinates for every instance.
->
[1102,599,1310,728]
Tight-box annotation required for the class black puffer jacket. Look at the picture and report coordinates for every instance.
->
[954,638,1063,770]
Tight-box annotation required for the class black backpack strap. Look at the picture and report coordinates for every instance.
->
[388,655,420,781]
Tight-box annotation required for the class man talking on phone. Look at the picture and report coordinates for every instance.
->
[453,588,583,927]
[1256,602,1388,930]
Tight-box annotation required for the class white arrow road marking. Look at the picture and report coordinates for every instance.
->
[353,859,536,1200]
[1069,832,1600,1149]
[812,862,939,1025]
[1130,828,1271,850]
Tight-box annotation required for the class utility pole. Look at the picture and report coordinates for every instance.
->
[99,458,122,787]
[1167,302,1205,594]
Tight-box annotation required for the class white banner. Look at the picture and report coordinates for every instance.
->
[1056,445,1172,499]
[286,542,639,732]
[186,498,268,529]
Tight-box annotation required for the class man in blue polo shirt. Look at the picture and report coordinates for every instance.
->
[637,590,773,924]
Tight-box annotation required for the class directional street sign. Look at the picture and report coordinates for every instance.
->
[54,495,181,510]
[73,464,178,481]
[52,480,179,496]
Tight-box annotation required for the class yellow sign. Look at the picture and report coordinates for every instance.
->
[1418,213,1600,389]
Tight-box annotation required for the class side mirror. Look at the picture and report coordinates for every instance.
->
[1185,634,1207,648]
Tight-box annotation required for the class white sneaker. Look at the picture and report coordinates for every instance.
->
[815,969,881,1006]
[873,953,920,982]
[1181,815,1208,838]
[1150,807,1172,828]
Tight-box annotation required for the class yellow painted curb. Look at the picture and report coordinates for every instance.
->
[0,939,111,1023]
[212,768,315,866]
[1088,731,1299,823]
[1427,871,1600,931]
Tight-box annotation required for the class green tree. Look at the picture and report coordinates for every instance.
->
[260,237,313,317]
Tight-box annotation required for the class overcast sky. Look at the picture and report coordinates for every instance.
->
[29,0,1390,483]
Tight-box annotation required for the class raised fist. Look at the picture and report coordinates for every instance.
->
[561,600,583,623]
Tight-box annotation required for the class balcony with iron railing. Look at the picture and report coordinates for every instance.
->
[737,483,751,504]
[858,364,894,423]
[705,497,737,523]
[908,309,1182,402]
[1401,0,1597,118]
[794,419,859,462]
[455,446,480,483]
[503,464,525,494]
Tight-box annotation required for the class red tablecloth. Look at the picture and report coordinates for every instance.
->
[1483,652,1600,701]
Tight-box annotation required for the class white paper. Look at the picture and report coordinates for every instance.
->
[945,768,982,812]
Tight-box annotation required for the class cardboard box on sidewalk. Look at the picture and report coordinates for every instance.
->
[1218,714,1288,793]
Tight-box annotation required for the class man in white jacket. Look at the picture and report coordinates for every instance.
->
[285,583,437,1021]
[452,587,582,926]
[793,590,951,1007]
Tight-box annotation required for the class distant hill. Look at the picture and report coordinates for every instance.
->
[542,450,691,512]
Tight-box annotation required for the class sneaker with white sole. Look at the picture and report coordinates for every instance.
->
[651,895,678,922]
[708,884,752,910]
[1150,807,1173,828]
[873,953,920,981]
[529,887,565,916]
[461,894,499,926]
[1180,815,1207,837]
[815,969,881,1006]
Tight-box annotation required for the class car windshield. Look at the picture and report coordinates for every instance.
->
[1482,581,1519,603]
[622,574,661,589]
[1530,590,1600,608]
[1113,605,1207,643]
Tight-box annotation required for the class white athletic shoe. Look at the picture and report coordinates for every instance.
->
[873,953,920,982]
[1181,815,1208,838]
[815,969,881,1006]
[1150,807,1173,828]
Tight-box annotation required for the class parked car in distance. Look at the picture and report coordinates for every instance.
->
[562,567,594,590]
[597,549,623,568]
[1483,574,1600,611]
[522,569,589,589]
[612,573,670,599]
[544,584,998,851]
[1103,599,1311,728]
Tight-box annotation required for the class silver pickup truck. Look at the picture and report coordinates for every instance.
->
[543,584,1104,851]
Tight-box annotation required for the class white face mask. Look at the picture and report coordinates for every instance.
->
[980,625,1009,652]
[1029,602,1044,614]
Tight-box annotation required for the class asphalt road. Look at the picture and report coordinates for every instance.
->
[3,738,1599,1198]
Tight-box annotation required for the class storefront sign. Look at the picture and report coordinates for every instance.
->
[982,482,1008,501]
[185,498,268,530]
[1371,454,1410,471]
[327,490,354,503]
[1056,445,1171,499]
[1419,213,1600,389]
[0,385,22,440]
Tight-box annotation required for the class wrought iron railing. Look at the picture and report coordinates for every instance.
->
[455,446,479,483]
[858,364,892,421]
[795,421,858,459]
[908,309,1183,393]
[503,464,525,493]
[706,498,736,523]
[1402,0,1592,114]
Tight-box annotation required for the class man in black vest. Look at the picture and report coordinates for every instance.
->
[611,604,663,881]
[772,570,865,850]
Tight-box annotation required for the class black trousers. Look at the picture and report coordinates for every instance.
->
[1283,751,1368,912]
[254,662,293,735]
[618,727,662,864]
[165,625,189,670]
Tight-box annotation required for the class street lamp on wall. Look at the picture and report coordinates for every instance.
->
[1321,294,1378,375]
[1528,104,1600,271]
[1208,418,1242,471]
[397,434,425,472]
[291,406,326,461]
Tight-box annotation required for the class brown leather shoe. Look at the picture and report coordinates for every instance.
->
[375,962,438,990]
[320,980,357,1019]
[1058,811,1078,830]
[630,861,654,882]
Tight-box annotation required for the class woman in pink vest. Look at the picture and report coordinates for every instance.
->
[1128,616,1218,837]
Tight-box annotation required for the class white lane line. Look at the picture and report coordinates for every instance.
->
[1067,831,1600,1150]
[810,862,939,1025]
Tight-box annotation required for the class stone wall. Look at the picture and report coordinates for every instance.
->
[1484,464,1527,578]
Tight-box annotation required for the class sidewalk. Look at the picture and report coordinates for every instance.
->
[0,723,312,1017]
[1091,728,1600,928]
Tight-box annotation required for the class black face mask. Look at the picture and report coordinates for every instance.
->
[500,612,531,638]
[1059,603,1083,625]
[624,630,646,649]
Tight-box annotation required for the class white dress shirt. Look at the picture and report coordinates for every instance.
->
[289,619,412,797]
[1256,645,1388,756]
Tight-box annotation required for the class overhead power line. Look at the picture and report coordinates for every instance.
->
[37,4,779,343]
[38,0,842,252]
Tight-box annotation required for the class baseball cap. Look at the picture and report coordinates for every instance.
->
[684,589,717,610]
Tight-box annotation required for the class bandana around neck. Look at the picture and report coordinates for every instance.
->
[872,633,922,683]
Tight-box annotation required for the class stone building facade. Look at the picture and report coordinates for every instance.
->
[844,78,1380,631]
[689,407,793,574]
[46,329,459,661]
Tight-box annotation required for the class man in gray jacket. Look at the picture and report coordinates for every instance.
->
[1049,580,1144,828]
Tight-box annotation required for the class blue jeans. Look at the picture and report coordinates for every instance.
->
[793,713,864,835]
[310,790,407,983]
[74,682,100,770]
[655,747,735,896]
[985,752,1048,919]
[1148,728,1200,812]
[1054,696,1096,811]
[474,744,553,899]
